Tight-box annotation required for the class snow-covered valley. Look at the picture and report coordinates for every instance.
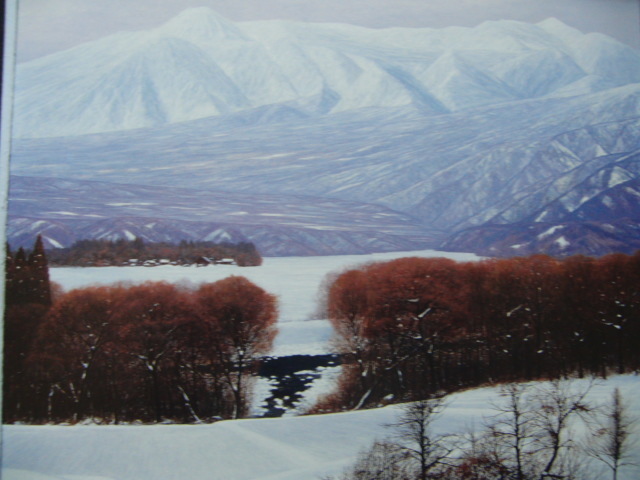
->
[4,250,640,480]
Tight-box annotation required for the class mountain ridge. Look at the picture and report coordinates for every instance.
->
[13,9,640,138]
[9,8,640,257]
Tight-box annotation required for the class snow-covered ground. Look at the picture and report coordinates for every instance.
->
[6,249,639,480]
[3,376,640,480]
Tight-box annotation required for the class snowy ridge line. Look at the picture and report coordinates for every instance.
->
[12,8,640,138]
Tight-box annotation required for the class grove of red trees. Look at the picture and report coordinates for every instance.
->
[321,253,640,411]
[4,238,278,424]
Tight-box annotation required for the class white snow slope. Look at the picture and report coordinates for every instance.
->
[3,376,640,480]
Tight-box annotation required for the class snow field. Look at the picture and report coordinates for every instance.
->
[3,375,640,480]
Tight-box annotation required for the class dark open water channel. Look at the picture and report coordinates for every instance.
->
[257,354,341,417]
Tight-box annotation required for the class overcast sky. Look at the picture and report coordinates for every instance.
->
[12,0,640,62]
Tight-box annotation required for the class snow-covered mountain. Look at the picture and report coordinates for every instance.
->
[9,8,640,257]
[12,9,640,138]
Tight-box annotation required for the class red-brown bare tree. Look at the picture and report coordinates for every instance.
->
[113,281,194,422]
[194,276,278,418]
[29,285,127,422]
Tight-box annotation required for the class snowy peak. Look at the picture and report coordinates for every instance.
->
[119,37,250,118]
[536,17,584,43]
[472,19,561,52]
[157,7,249,44]
[202,227,247,244]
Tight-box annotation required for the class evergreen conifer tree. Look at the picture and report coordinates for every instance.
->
[6,246,27,306]
[3,237,52,421]
[5,242,15,300]
[27,235,52,306]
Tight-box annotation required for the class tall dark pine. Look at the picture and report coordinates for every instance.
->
[27,235,52,306]
[6,237,52,306]
[5,242,15,301]
[4,236,52,421]
[6,246,27,306]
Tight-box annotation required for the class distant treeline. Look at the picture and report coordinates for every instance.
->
[317,252,640,412]
[46,238,263,267]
